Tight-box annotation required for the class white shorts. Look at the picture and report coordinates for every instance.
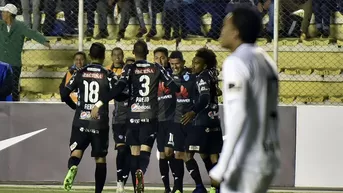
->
[220,168,276,193]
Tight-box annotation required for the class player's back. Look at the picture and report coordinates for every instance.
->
[225,44,280,172]
[73,64,111,130]
[128,60,167,120]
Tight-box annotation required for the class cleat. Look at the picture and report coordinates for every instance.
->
[63,165,78,191]
[135,169,144,193]
[175,190,182,193]
[116,181,125,193]
[209,187,216,193]
[192,185,207,193]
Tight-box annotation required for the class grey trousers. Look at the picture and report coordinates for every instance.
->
[20,0,42,31]
[96,0,114,31]
[118,0,145,31]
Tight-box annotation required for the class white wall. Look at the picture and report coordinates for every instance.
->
[295,106,343,188]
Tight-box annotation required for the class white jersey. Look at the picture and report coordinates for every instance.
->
[210,43,280,182]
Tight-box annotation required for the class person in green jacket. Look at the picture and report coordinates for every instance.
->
[0,3,51,101]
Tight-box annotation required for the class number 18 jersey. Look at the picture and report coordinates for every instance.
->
[66,63,114,130]
[118,60,174,120]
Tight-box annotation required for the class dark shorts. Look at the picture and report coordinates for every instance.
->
[69,126,109,157]
[126,119,157,147]
[157,121,178,152]
[171,123,189,152]
[112,123,127,149]
[185,126,223,154]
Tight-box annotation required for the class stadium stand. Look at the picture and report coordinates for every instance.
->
[11,1,343,104]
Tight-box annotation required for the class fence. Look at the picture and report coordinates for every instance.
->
[1,0,343,104]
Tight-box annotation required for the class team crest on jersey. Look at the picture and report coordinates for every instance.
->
[183,74,189,81]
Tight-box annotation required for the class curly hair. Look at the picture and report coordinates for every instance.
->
[195,48,217,70]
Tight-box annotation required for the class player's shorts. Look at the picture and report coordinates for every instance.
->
[220,168,276,193]
[69,126,109,158]
[112,123,127,149]
[126,119,157,147]
[170,123,189,152]
[185,126,223,154]
[157,121,182,152]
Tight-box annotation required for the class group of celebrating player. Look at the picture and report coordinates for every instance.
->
[59,39,223,193]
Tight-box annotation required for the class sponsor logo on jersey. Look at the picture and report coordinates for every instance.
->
[80,111,100,120]
[87,67,101,72]
[136,63,151,67]
[79,127,99,134]
[176,86,189,99]
[158,95,173,101]
[70,142,77,151]
[131,104,151,112]
[135,97,150,103]
[208,111,219,119]
[82,72,104,79]
[183,74,190,81]
[135,68,155,74]
[158,82,171,96]
[200,87,208,91]
[198,79,206,86]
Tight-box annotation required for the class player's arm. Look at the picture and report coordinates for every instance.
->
[59,72,68,102]
[60,72,80,110]
[209,57,249,182]
[94,65,131,108]
[158,64,180,93]
[108,71,129,102]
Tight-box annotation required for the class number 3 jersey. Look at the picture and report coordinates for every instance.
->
[66,63,115,130]
[118,60,176,120]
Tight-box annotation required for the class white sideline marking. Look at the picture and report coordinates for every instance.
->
[0,128,47,151]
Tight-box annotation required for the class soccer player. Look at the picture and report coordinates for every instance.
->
[181,48,223,193]
[154,47,176,193]
[209,7,280,193]
[169,51,197,193]
[59,51,87,104]
[60,42,126,193]
[91,40,179,193]
[106,47,131,193]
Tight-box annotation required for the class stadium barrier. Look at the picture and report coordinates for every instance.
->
[3,0,341,104]
[0,103,296,187]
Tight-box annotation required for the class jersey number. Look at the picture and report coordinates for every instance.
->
[83,80,99,103]
[139,75,150,96]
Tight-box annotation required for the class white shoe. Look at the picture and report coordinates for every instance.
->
[116,181,125,193]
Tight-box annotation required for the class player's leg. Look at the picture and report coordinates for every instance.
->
[91,129,110,193]
[184,125,207,193]
[126,122,141,193]
[205,128,224,193]
[64,126,88,191]
[137,120,158,193]
[157,121,171,193]
[113,123,130,193]
[167,122,186,193]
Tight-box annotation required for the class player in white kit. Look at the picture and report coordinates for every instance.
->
[209,6,280,193]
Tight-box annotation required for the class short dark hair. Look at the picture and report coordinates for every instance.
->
[195,48,217,70]
[133,40,148,58]
[89,42,106,60]
[169,51,184,61]
[153,47,168,57]
[73,51,86,60]
[231,6,262,44]
[112,47,124,56]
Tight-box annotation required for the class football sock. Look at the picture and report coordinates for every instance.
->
[116,146,127,182]
[171,158,184,191]
[185,159,203,186]
[123,148,131,185]
[68,156,81,169]
[95,163,107,193]
[202,156,213,174]
[131,155,139,189]
[139,151,151,174]
[159,158,170,190]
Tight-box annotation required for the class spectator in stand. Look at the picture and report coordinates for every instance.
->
[146,0,165,38]
[63,0,79,36]
[0,3,51,101]
[182,0,204,38]
[42,0,57,36]
[256,0,274,39]
[84,0,98,37]
[94,0,116,39]
[59,51,87,103]
[114,0,147,41]
[163,0,182,40]
[20,0,41,32]
[0,61,12,101]
[312,0,336,38]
